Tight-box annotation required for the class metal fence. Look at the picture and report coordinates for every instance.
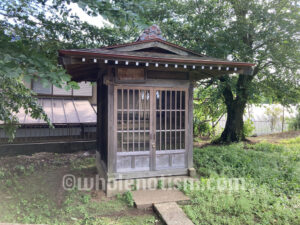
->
[0,123,97,144]
[251,121,289,136]
[219,120,289,136]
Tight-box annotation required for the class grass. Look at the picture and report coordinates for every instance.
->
[1,137,299,224]
[280,136,300,145]
[181,138,300,225]
[0,153,159,225]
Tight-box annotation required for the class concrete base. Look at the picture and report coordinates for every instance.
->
[188,167,196,177]
[105,175,195,197]
[96,151,197,197]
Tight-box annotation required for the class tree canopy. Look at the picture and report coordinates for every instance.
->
[1,0,299,142]
[141,0,300,142]
[0,0,145,138]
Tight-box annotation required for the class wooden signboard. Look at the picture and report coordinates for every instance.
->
[116,68,145,82]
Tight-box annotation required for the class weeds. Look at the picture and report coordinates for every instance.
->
[121,191,135,207]
[194,143,299,195]
[131,179,137,191]
[157,179,163,189]
[81,193,91,204]
[281,136,300,144]
[183,139,300,224]
[70,157,95,172]
[0,154,158,225]
[182,181,300,225]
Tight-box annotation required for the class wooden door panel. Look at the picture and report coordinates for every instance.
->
[154,88,188,170]
[115,87,152,172]
[117,155,150,172]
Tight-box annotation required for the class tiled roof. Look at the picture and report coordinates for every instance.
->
[59,47,254,67]
[58,24,255,71]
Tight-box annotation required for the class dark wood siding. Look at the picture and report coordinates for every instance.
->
[97,77,108,165]
[147,70,188,80]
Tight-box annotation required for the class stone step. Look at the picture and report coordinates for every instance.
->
[154,202,194,225]
[132,189,190,209]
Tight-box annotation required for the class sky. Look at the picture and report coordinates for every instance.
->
[0,2,109,28]
[67,2,110,28]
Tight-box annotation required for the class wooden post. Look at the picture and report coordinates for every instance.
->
[107,67,116,174]
[187,81,194,169]
[97,74,103,160]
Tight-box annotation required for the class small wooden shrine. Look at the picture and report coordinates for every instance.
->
[59,25,254,182]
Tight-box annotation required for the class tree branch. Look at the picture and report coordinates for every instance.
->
[212,113,225,128]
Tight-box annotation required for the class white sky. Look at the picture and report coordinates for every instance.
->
[0,2,110,28]
[67,2,110,28]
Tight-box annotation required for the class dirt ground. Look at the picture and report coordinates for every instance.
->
[194,130,300,146]
[247,130,300,143]
[0,151,161,224]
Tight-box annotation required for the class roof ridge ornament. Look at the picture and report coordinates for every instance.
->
[136,24,166,41]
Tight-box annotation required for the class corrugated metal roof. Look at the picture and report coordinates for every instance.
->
[1,99,97,125]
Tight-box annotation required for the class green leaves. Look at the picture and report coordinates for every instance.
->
[1,0,299,140]
[153,0,300,102]
[0,76,50,141]
[144,0,300,142]
[0,0,142,139]
[193,78,226,137]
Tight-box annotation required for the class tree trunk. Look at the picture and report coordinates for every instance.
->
[220,97,247,143]
[218,74,254,143]
[218,0,259,143]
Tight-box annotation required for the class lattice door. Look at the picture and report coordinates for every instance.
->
[154,89,188,170]
[115,87,188,172]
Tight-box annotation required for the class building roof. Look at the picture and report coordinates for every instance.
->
[0,99,97,125]
[58,25,254,81]
[59,46,253,67]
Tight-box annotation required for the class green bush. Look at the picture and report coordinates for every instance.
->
[243,119,255,137]
[193,119,212,137]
